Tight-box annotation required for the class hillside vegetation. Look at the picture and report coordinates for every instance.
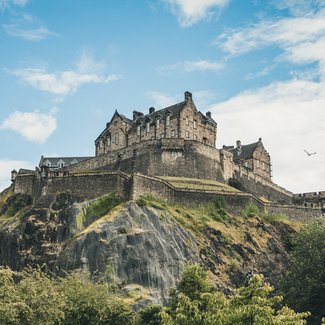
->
[0,188,324,323]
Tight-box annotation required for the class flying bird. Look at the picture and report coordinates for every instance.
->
[304,149,317,156]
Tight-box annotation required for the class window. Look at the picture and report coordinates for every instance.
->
[156,119,160,129]
[114,121,117,126]
[193,134,197,141]
[112,134,115,144]
[171,130,175,137]
[116,133,119,144]
[160,133,164,138]
[137,125,141,136]
[107,137,111,145]
[193,120,197,129]
[99,140,103,148]
[185,131,189,138]
[146,122,150,133]
[185,116,189,126]
[166,115,170,126]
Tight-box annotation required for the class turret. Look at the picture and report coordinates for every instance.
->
[11,169,17,182]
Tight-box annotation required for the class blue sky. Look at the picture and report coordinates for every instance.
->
[1,0,324,193]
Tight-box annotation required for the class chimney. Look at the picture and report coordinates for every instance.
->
[133,110,143,121]
[258,137,262,142]
[149,107,155,114]
[206,111,211,118]
[184,91,192,101]
[236,140,242,149]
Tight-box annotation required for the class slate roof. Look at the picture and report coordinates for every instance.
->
[229,142,259,162]
[129,101,187,132]
[39,156,93,168]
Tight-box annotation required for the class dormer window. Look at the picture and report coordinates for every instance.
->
[146,122,150,133]
[166,115,170,126]
[137,125,141,136]
[58,159,65,168]
[44,160,51,167]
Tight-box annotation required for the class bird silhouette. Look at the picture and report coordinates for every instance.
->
[304,149,317,156]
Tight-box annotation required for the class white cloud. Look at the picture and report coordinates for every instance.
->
[3,24,56,41]
[147,91,178,108]
[210,78,325,193]
[0,159,34,193]
[9,51,121,96]
[0,111,57,143]
[11,68,120,96]
[159,60,223,74]
[164,0,229,27]
[0,0,28,9]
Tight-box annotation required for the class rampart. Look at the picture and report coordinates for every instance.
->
[13,170,323,222]
[231,166,293,204]
[68,138,225,182]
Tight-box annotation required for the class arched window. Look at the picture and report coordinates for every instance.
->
[166,115,170,126]
[146,122,150,133]
[156,119,160,129]
[137,125,141,136]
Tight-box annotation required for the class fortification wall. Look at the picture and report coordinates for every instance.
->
[14,174,35,197]
[68,139,225,182]
[231,167,293,203]
[266,204,323,222]
[41,172,132,200]
[132,174,265,215]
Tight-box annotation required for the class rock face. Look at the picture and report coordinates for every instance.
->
[57,202,199,301]
[0,190,295,302]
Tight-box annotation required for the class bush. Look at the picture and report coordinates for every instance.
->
[241,202,260,218]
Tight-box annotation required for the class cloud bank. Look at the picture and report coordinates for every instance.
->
[0,111,57,143]
[164,0,229,27]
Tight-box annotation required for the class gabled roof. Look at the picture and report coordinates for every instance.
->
[39,156,93,167]
[128,100,187,132]
[229,142,259,162]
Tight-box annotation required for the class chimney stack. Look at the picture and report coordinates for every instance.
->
[133,110,143,121]
[184,91,192,101]
[236,140,242,149]
[206,111,211,118]
[149,107,155,114]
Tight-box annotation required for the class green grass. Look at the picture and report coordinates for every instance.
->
[83,192,123,227]
[262,212,288,223]
[241,202,260,218]
[157,176,240,193]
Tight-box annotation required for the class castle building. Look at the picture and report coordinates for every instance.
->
[223,139,272,181]
[39,156,92,169]
[95,91,217,156]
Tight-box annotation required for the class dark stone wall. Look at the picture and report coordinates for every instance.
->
[42,172,132,201]
[14,174,35,197]
[69,139,225,182]
[231,171,293,204]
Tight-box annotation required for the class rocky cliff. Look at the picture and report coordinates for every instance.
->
[0,187,298,302]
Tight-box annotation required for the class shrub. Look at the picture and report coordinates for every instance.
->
[241,202,260,218]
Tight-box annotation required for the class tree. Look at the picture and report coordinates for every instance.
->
[162,265,309,325]
[282,220,325,324]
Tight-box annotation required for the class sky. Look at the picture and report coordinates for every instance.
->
[0,0,324,194]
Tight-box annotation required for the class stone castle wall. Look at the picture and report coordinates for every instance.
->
[230,166,293,203]
[40,171,132,201]
[69,138,225,182]
[13,170,322,221]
